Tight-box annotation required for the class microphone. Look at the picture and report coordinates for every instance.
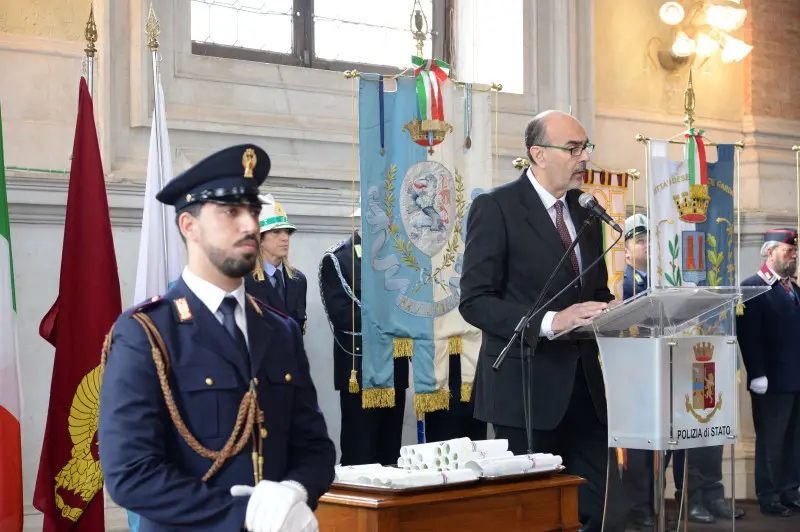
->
[579,192,623,234]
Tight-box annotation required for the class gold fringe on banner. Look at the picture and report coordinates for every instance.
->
[393,337,413,358]
[362,387,395,409]
[348,370,360,393]
[447,335,462,355]
[414,390,451,415]
[460,382,473,402]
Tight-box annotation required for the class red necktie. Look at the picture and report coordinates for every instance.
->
[554,200,579,275]
[780,279,797,305]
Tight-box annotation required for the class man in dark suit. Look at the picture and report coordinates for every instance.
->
[738,228,800,518]
[246,194,308,334]
[319,209,410,466]
[98,145,335,531]
[459,110,625,532]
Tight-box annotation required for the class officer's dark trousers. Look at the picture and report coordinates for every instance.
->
[625,447,725,515]
[339,388,406,466]
[751,392,800,505]
[425,354,487,442]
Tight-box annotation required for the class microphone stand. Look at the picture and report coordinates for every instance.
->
[493,214,597,371]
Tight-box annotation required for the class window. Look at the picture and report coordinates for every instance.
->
[455,0,523,94]
[190,0,451,73]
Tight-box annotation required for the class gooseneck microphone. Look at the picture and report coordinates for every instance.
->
[578,192,623,234]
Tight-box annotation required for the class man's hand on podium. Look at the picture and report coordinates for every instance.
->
[750,376,768,394]
[607,299,622,309]
[552,301,608,333]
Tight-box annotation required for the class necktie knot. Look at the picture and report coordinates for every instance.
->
[219,295,238,317]
[555,200,564,214]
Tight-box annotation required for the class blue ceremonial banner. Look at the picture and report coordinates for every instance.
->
[359,77,435,409]
[358,73,492,415]
[696,143,736,333]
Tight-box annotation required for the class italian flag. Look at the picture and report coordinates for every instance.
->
[0,105,23,531]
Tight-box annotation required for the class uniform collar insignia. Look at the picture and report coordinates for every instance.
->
[354,244,362,259]
[757,263,779,286]
[174,297,193,322]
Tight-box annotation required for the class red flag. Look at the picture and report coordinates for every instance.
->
[33,77,121,532]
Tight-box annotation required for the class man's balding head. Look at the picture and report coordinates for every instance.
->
[523,110,591,198]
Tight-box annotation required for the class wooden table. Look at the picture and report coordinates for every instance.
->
[316,474,586,532]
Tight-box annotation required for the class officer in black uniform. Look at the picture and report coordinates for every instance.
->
[98,145,335,531]
[738,228,800,517]
[318,204,409,466]
[246,194,307,334]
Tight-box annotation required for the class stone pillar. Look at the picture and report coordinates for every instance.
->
[739,0,800,213]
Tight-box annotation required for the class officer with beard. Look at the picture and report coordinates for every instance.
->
[99,145,335,531]
[738,228,800,518]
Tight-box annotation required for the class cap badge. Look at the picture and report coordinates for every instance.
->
[242,148,257,178]
[274,201,286,217]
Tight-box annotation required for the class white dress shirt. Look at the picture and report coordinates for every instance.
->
[526,168,582,338]
[182,266,250,348]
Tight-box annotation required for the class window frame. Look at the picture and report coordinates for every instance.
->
[190,0,452,74]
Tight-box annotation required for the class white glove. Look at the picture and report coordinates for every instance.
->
[750,376,768,394]
[231,481,306,532]
[282,502,319,532]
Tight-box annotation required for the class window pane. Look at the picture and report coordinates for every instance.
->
[314,0,433,68]
[190,0,293,54]
[460,0,524,94]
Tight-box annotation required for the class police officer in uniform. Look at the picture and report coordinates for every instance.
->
[246,194,307,334]
[98,145,335,531]
[738,228,800,517]
[318,203,409,466]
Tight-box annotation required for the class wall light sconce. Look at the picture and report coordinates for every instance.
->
[650,0,753,72]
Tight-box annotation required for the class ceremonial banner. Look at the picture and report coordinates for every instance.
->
[0,105,23,532]
[359,74,490,414]
[34,77,121,532]
[133,75,182,305]
[581,169,632,299]
[648,135,736,331]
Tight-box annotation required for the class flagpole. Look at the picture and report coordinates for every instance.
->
[145,3,171,283]
[84,4,97,98]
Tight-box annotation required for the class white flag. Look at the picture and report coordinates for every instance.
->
[133,77,183,304]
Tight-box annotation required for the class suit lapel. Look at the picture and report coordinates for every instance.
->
[245,296,273,375]
[517,172,575,278]
[257,274,287,313]
[171,278,249,382]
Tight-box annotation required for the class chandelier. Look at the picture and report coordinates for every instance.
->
[654,0,753,71]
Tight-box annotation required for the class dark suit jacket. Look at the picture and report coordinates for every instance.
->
[98,277,335,531]
[737,273,800,393]
[246,265,307,334]
[319,232,409,391]
[459,172,613,431]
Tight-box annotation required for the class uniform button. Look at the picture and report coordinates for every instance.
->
[151,296,159,302]
[253,377,259,385]
[284,373,292,382]
[205,378,214,386]
[356,346,360,351]
[261,428,268,439]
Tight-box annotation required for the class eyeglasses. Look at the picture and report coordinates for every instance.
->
[536,142,595,157]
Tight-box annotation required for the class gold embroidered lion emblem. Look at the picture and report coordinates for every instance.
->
[54,365,103,521]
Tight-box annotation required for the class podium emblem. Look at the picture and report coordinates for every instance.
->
[686,341,723,423]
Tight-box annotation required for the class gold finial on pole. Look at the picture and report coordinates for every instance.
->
[683,70,695,130]
[409,0,428,57]
[146,2,161,52]
[84,4,98,58]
